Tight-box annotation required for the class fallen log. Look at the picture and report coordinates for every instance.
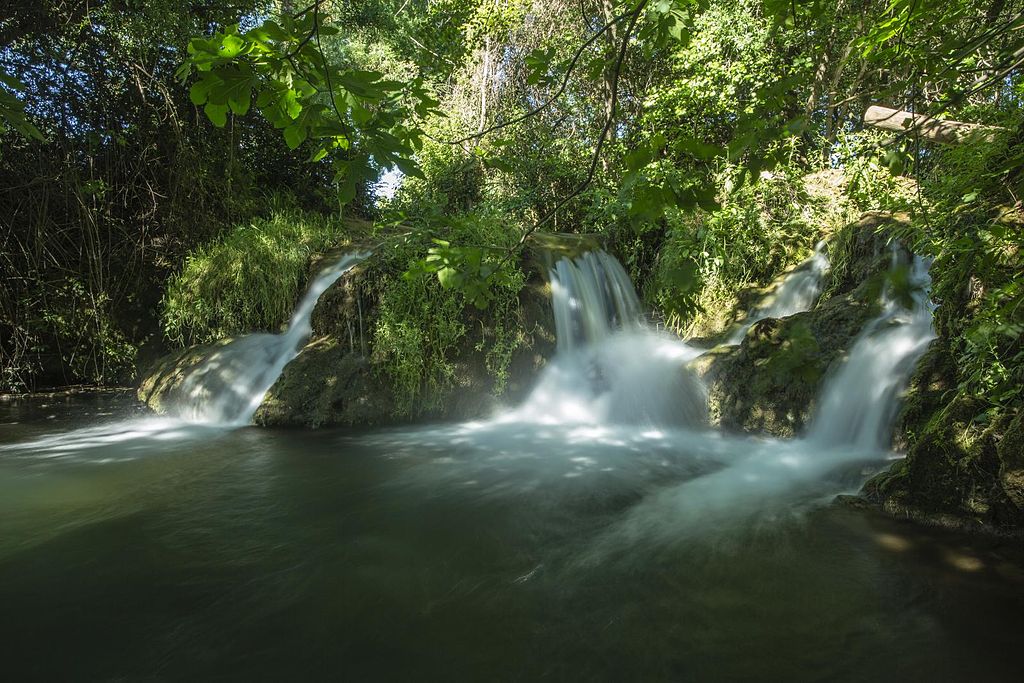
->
[863,105,1000,144]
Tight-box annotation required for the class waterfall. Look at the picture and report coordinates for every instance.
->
[729,241,830,344]
[806,253,935,450]
[168,251,369,425]
[510,250,707,427]
[549,250,644,352]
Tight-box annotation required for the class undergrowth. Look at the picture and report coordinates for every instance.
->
[370,204,527,417]
[162,200,356,345]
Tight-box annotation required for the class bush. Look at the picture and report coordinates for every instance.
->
[162,201,358,345]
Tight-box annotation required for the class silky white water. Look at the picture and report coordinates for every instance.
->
[512,250,707,427]
[167,251,369,425]
[807,253,936,449]
[729,240,830,343]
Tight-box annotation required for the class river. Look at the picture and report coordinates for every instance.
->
[2,392,1023,681]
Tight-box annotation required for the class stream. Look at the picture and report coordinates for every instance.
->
[1,393,1024,680]
[2,248,1023,680]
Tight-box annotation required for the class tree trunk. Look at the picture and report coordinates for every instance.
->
[862,105,1000,144]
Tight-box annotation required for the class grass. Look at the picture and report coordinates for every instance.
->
[162,204,360,345]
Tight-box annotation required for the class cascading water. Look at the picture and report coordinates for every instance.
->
[728,241,830,343]
[580,245,938,548]
[508,250,707,427]
[168,251,369,425]
[3,242,942,557]
[549,250,644,353]
[807,253,935,450]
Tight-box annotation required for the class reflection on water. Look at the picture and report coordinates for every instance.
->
[1,395,1023,681]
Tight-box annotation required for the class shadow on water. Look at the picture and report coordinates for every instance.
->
[1,397,1024,680]
[0,251,1020,680]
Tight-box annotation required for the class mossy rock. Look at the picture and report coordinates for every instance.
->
[864,393,1024,533]
[859,323,1024,534]
[136,338,236,414]
[699,292,876,438]
[827,211,912,298]
[254,267,555,427]
[139,246,556,427]
[253,338,396,428]
[998,411,1024,510]
[524,232,605,271]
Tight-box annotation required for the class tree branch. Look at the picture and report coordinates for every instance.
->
[441,6,639,146]
[494,0,647,270]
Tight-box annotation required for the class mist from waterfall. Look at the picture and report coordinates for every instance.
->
[167,251,369,425]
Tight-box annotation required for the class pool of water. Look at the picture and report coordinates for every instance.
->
[2,393,1023,681]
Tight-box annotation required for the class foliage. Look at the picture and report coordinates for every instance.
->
[0,70,42,141]
[162,202,355,345]
[369,208,526,416]
[915,129,1024,417]
[4,0,1024,414]
[179,0,440,204]
[637,161,839,336]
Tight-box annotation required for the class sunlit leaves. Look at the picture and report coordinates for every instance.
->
[525,46,558,87]
[179,12,437,206]
[406,238,517,309]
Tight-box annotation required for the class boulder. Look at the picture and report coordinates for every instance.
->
[693,211,906,438]
[697,293,877,438]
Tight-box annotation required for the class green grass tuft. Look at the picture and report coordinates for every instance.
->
[161,205,354,346]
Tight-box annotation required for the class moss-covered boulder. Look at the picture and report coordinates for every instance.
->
[697,293,877,437]
[254,276,555,428]
[252,339,395,428]
[861,343,1024,534]
[137,339,235,415]
[694,210,907,438]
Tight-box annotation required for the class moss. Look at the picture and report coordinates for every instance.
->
[250,261,555,428]
[161,205,371,346]
[865,393,1024,533]
[253,338,396,429]
[525,232,604,270]
[823,211,911,299]
[702,291,876,438]
[998,411,1024,509]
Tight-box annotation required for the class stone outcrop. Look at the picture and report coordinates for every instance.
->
[695,293,877,437]
[693,211,904,439]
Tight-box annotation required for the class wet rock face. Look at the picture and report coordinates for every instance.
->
[252,339,395,429]
[862,349,1024,534]
[137,340,233,415]
[697,293,877,438]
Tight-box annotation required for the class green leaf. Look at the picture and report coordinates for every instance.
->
[283,123,307,149]
[228,89,251,116]
[483,157,515,173]
[675,137,726,160]
[625,146,655,172]
[189,79,211,105]
[204,102,228,127]
[219,33,248,59]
